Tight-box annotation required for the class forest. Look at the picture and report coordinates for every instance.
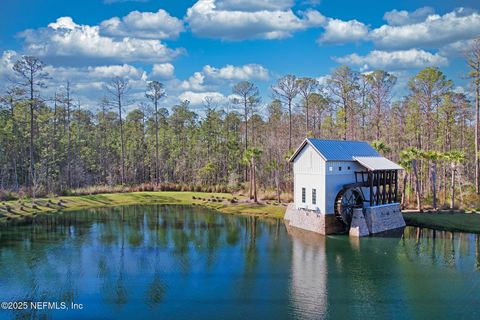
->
[1,39,480,212]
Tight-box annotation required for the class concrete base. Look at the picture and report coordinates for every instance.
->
[349,208,370,237]
[284,204,344,235]
[285,203,405,236]
[363,203,405,234]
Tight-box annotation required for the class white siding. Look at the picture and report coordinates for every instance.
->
[293,144,326,213]
[324,161,357,214]
[293,146,376,215]
[324,161,371,214]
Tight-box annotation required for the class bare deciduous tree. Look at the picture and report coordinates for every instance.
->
[297,77,319,135]
[272,75,299,150]
[105,77,129,185]
[364,70,397,140]
[327,66,359,140]
[146,81,166,185]
[232,81,259,151]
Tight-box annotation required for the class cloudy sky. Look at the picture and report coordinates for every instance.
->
[1,0,479,110]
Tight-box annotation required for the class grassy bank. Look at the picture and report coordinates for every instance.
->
[403,211,480,234]
[2,192,479,234]
[0,191,286,223]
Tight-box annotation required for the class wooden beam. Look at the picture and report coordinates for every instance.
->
[369,171,373,206]
[376,171,381,205]
[394,170,398,203]
[382,170,387,204]
[388,170,393,203]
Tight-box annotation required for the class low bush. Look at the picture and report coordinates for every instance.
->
[0,189,19,201]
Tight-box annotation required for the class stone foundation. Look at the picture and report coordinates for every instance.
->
[363,203,405,234]
[284,204,344,235]
[285,203,405,236]
[349,208,369,237]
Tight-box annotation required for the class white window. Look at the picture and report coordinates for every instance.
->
[302,188,306,203]
[312,189,317,205]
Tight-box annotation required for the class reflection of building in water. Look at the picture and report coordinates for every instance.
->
[285,224,327,319]
[286,222,406,319]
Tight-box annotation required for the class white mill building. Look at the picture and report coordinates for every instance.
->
[284,138,406,236]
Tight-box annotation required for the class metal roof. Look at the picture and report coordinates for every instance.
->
[289,138,381,162]
[353,156,403,171]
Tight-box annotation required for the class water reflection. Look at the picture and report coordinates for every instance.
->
[285,224,480,319]
[285,224,328,319]
[0,206,479,319]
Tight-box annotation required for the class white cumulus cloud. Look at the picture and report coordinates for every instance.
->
[151,63,175,78]
[180,72,207,91]
[0,50,18,80]
[383,7,435,26]
[180,63,269,91]
[215,0,294,12]
[100,9,184,39]
[185,0,325,40]
[203,64,269,80]
[318,18,369,44]
[19,17,184,64]
[334,49,448,71]
[178,90,227,105]
[370,8,480,49]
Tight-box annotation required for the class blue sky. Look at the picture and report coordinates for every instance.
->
[1,0,480,110]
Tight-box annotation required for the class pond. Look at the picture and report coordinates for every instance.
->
[0,205,479,319]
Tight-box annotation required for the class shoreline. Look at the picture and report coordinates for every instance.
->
[403,211,480,234]
[0,191,285,223]
[1,191,479,234]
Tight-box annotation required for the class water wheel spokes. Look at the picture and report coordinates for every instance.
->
[334,188,363,227]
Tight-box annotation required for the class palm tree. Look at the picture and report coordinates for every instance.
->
[422,151,443,210]
[444,150,465,209]
[243,147,263,203]
[398,158,412,209]
[401,147,423,212]
[371,140,392,155]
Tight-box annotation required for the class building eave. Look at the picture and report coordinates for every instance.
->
[288,138,328,163]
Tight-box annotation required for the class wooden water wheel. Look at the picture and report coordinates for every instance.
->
[334,187,364,227]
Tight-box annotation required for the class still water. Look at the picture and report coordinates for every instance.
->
[0,205,479,319]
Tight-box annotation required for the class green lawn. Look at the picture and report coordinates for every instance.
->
[403,211,480,234]
[2,193,479,234]
[0,191,286,223]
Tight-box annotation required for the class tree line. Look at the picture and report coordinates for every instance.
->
[1,39,480,210]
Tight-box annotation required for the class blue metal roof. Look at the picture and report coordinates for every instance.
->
[290,138,381,162]
[308,139,380,160]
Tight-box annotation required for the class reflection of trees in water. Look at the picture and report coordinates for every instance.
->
[0,211,93,319]
[126,206,144,247]
[114,207,128,306]
[225,217,240,246]
[146,226,167,308]
[397,227,480,319]
[244,216,259,272]
[286,225,480,319]
[0,204,290,317]
[477,235,480,270]
[401,227,479,269]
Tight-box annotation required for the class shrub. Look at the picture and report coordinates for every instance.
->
[0,189,18,201]
[260,189,278,201]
